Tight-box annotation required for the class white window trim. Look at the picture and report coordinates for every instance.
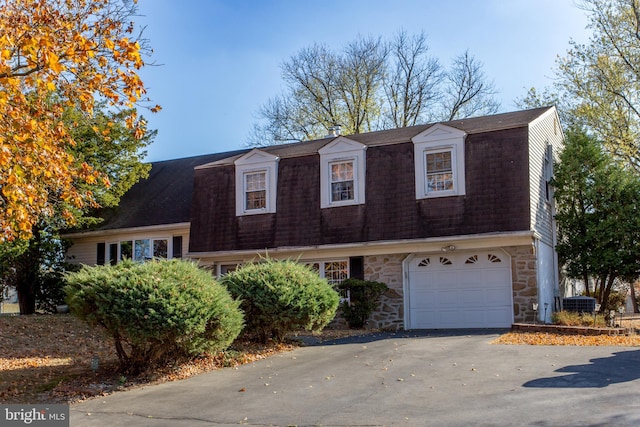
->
[412,124,466,199]
[108,237,172,263]
[319,137,366,208]
[234,149,278,216]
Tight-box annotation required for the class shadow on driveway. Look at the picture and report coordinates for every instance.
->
[524,349,640,388]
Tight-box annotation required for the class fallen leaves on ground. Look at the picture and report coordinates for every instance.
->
[0,314,296,404]
[493,331,640,346]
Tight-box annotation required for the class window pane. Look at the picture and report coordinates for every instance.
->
[246,190,266,209]
[245,172,266,191]
[306,262,320,273]
[426,151,451,173]
[120,241,133,260]
[220,264,238,275]
[331,162,353,181]
[329,161,355,202]
[426,151,453,192]
[245,172,266,210]
[153,239,168,259]
[324,261,349,285]
[331,181,354,201]
[134,239,151,261]
[428,173,454,192]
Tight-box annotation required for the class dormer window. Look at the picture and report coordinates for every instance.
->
[244,171,267,210]
[235,149,278,216]
[426,151,454,192]
[330,160,355,202]
[319,137,366,208]
[412,124,466,199]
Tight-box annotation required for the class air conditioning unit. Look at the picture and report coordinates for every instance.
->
[562,296,596,313]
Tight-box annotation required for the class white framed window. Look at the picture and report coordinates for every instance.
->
[330,160,355,202]
[319,137,366,208]
[412,124,466,199]
[305,259,349,284]
[305,259,350,302]
[244,170,267,210]
[425,149,455,193]
[235,149,278,216]
[112,238,170,262]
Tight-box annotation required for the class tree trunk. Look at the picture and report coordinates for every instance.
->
[582,270,590,297]
[631,282,639,313]
[601,274,616,313]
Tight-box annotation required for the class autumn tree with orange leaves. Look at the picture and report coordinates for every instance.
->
[0,0,159,242]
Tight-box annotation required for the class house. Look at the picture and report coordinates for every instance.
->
[65,106,563,329]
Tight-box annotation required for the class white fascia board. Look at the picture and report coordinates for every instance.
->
[61,222,191,239]
[187,230,537,263]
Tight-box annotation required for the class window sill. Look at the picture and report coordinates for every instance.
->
[322,200,363,209]
[419,191,460,199]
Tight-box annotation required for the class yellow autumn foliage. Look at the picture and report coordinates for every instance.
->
[0,0,154,241]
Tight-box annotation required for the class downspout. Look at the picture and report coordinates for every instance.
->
[402,254,415,330]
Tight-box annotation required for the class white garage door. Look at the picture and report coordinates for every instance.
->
[407,250,513,329]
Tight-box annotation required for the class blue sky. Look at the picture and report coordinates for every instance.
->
[135,0,591,162]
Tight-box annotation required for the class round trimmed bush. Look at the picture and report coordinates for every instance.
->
[65,259,244,373]
[221,259,340,342]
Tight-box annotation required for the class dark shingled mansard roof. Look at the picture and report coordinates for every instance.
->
[83,107,554,232]
[88,150,247,231]
[197,107,554,168]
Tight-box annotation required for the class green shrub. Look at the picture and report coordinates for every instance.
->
[337,278,388,329]
[37,263,80,313]
[65,259,244,373]
[221,259,340,343]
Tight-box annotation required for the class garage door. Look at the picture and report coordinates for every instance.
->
[407,250,513,329]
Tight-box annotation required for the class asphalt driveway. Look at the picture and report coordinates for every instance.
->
[70,331,640,426]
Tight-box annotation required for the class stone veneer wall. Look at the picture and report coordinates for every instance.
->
[364,254,406,330]
[504,245,538,323]
[362,245,540,329]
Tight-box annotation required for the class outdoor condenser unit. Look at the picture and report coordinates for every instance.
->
[562,296,596,313]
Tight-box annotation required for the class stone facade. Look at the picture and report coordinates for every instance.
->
[505,245,539,323]
[364,254,406,330]
[360,245,540,329]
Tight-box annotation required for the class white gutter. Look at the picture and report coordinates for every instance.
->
[62,222,191,239]
[187,230,538,262]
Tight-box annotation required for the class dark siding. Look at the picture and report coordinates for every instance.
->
[365,142,417,240]
[189,165,237,252]
[274,156,322,246]
[237,214,276,250]
[189,127,532,252]
[463,127,530,233]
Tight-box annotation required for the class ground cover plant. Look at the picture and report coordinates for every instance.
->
[552,310,606,327]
